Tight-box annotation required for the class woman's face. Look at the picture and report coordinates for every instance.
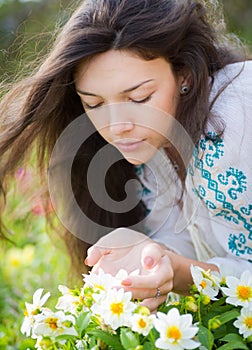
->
[75,50,187,164]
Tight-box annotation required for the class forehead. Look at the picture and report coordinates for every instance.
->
[75,50,173,91]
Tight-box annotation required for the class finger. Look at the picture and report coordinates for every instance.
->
[122,280,173,300]
[85,246,110,266]
[141,295,168,313]
[122,254,173,289]
[141,243,164,270]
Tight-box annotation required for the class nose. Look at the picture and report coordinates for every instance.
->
[108,104,134,135]
[109,121,134,135]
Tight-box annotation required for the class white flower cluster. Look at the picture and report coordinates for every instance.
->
[21,288,78,348]
[20,265,252,349]
[191,265,252,339]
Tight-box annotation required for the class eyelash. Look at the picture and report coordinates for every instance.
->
[83,95,152,110]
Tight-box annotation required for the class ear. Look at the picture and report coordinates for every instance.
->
[178,68,192,89]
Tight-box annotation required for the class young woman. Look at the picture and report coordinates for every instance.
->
[0,0,251,312]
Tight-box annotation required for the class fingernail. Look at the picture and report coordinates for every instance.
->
[144,256,154,268]
[121,278,132,286]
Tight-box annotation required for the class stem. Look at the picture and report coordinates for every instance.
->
[149,329,156,347]
[197,297,202,324]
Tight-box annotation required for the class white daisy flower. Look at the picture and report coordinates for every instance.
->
[56,285,87,315]
[217,264,239,285]
[190,265,220,300]
[222,270,252,307]
[130,313,156,336]
[21,288,50,337]
[83,268,118,292]
[154,308,200,350]
[33,310,77,338]
[83,268,139,293]
[91,288,136,330]
[234,306,252,338]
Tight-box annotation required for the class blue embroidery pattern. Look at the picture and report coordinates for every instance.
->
[228,233,252,257]
[134,164,152,197]
[189,133,252,258]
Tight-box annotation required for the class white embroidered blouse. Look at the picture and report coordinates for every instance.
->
[135,60,252,275]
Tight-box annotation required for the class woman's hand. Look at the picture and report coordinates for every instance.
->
[85,228,174,312]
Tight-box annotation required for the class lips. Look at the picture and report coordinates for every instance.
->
[113,139,145,152]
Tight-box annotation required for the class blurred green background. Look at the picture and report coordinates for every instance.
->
[0,0,251,349]
[0,0,251,80]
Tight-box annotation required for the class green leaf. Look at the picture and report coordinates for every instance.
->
[221,333,247,342]
[18,339,36,350]
[76,311,91,337]
[217,341,248,350]
[143,342,154,350]
[216,333,249,350]
[120,328,139,349]
[217,309,241,324]
[89,329,123,349]
[55,334,77,341]
[197,325,214,349]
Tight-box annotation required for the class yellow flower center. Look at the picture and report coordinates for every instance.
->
[110,302,124,315]
[167,325,182,343]
[46,317,58,330]
[138,318,147,329]
[200,280,207,289]
[237,285,252,300]
[245,317,252,328]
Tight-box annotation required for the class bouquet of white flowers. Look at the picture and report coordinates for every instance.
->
[21,265,252,349]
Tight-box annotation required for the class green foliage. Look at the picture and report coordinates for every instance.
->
[0,0,251,83]
[120,328,139,349]
[0,166,70,349]
[0,0,72,80]
[223,0,252,50]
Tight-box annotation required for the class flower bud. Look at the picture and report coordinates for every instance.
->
[62,320,73,328]
[209,318,221,330]
[37,337,53,348]
[185,297,198,313]
[190,284,198,294]
[200,294,211,305]
[135,306,150,316]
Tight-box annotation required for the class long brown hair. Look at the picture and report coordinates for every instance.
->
[0,0,247,275]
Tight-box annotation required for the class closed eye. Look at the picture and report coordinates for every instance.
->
[83,102,103,110]
[130,95,152,104]
[83,95,152,110]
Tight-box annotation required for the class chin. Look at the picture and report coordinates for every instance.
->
[125,158,145,165]
[124,150,159,165]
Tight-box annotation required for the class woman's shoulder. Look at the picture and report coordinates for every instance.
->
[211,60,252,100]
[213,60,252,83]
[209,60,252,134]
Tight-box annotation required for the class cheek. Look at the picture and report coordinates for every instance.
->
[153,88,179,116]
[85,110,111,141]
[98,128,110,142]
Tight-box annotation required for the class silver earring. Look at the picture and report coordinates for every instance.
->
[180,85,189,94]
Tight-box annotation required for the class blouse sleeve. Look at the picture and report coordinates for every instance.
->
[186,61,252,274]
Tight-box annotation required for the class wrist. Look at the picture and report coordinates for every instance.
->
[164,249,219,295]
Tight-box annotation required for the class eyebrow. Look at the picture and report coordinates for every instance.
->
[76,79,154,97]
